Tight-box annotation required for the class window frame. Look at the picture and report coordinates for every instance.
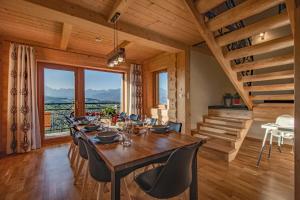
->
[153,69,168,106]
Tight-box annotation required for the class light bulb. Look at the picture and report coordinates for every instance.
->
[114,60,118,65]
[108,62,114,67]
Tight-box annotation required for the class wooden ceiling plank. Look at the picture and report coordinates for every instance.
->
[107,0,133,23]
[9,0,187,52]
[232,54,294,72]
[207,0,285,32]
[184,0,253,109]
[195,0,226,14]
[60,23,72,50]
[216,12,290,47]
[225,35,294,61]
[285,0,296,35]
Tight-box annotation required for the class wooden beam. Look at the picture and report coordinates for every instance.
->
[106,40,131,57]
[232,54,294,72]
[240,70,294,82]
[295,2,300,200]
[225,35,294,61]
[244,83,294,92]
[107,0,133,23]
[195,0,226,14]
[207,0,285,32]
[251,94,294,101]
[216,12,290,46]
[285,0,296,35]
[3,0,187,52]
[184,0,253,109]
[60,23,72,50]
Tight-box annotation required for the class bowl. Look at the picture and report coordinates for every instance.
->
[84,124,100,131]
[97,131,119,142]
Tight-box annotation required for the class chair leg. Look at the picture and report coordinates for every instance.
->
[256,129,269,167]
[96,183,105,200]
[268,134,273,159]
[74,155,81,175]
[74,159,86,185]
[121,179,132,200]
[81,165,89,199]
[71,146,78,167]
[68,142,74,159]
[277,136,282,153]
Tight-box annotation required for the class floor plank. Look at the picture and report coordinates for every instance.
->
[0,139,294,200]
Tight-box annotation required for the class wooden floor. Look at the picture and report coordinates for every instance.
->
[0,139,294,200]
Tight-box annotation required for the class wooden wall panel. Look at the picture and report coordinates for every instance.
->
[295,1,300,199]
[142,51,190,134]
[176,50,191,134]
[143,53,177,119]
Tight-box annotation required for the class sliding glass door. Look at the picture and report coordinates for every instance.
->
[38,63,80,141]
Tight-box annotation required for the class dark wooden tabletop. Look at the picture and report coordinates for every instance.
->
[77,125,202,172]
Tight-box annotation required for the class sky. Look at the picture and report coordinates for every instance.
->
[44,68,122,90]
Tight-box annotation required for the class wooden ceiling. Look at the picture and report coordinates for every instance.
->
[0,0,203,62]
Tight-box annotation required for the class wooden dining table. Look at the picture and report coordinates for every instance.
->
[76,125,205,200]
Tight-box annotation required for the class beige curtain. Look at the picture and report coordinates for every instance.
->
[129,64,143,115]
[7,43,41,154]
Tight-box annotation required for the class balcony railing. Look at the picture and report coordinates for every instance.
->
[44,102,120,136]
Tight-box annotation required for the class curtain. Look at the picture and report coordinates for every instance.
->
[129,64,143,115]
[7,43,41,154]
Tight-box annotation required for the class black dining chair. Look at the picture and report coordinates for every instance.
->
[129,114,139,121]
[134,142,201,199]
[80,137,132,200]
[150,118,157,126]
[167,121,182,133]
[74,135,89,185]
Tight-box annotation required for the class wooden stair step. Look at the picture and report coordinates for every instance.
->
[225,35,294,61]
[244,83,294,92]
[199,126,240,138]
[204,115,245,123]
[253,103,294,108]
[232,54,294,72]
[198,122,242,132]
[198,139,236,154]
[216,12,290,46]
[197,130,238,142]
[206,0,284,32]
[240,70,294,82]
[251,94,294,101]
[204,118,245,129]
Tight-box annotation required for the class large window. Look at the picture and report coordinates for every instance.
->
[155,71,168,105]
[84,70,123,116]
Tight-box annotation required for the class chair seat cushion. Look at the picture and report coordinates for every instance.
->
[135,166,164,191]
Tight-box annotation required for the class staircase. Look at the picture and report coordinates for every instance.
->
[185,0,295,122]
[185,0,295,161]
[192,109,253,162]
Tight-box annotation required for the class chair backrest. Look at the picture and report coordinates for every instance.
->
[80,137,111,182]
[130,114,139,121]
[148,142,201,199]
[65,115,74,125]
[275,115,294,129]
[167,121,182,133]
[150,118,157,126]
[77,136,88,160]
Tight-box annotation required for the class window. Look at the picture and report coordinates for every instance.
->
[155,71,168,105]
[84,69,123,116]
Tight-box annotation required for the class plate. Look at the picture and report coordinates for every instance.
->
[91,135,120,144]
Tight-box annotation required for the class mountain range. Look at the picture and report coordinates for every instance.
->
[45,86,121,103]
